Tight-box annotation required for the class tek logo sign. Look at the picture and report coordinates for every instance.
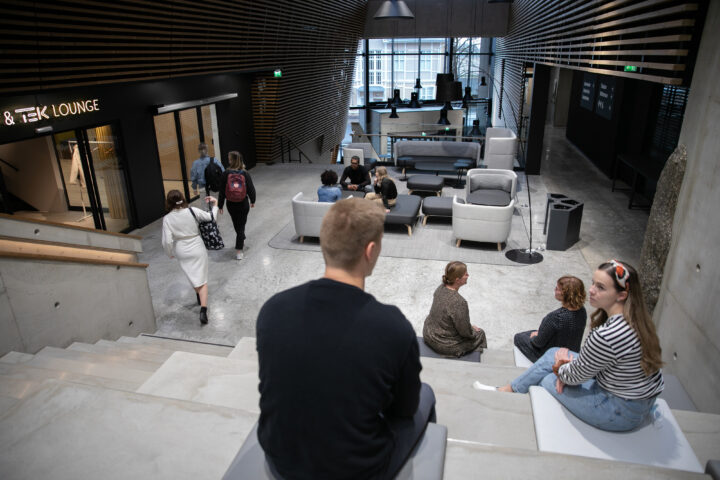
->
[3,99,100,126]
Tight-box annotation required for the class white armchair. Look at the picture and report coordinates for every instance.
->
[483,127,518,170]
[291,192,334,243]
[453,169,518,251]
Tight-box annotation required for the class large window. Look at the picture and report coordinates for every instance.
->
[452,37,493,126]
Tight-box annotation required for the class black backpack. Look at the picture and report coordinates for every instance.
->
[204,158,223,192]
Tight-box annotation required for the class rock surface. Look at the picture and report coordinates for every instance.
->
[639,145,687,315]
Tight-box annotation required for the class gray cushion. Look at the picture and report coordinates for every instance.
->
[407,175,444,192]
[470,174,513,193]
[398,155,474,168]
[422,196,463,216]
[467,189,511,206]
[395,140,480,159]
[385,194,421,225]
[224,419,448,480]
[417,337,480,362]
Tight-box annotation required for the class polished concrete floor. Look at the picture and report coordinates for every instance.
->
[135,126,649,348]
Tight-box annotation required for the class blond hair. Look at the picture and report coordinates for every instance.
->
[320,198,385,269]
[228,151,245,170]
[375,166,389,181]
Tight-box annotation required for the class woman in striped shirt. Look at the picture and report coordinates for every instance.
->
[475,260,664,432]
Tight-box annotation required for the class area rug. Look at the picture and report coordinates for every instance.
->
[269,208,536,267]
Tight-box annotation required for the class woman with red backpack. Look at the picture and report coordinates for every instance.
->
[218,151,256,260]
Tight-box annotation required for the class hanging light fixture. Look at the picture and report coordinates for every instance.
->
[480,76,487,86]
[414,78,422,89]
[389,106,399,118]
[462,86,473,108]
[408,92,421,108]
[374,0,415,19]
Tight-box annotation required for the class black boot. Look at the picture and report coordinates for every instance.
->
[196,293,201,305]
[199,307,208,325]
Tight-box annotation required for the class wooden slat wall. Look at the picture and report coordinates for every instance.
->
[493,0,706,139]
[0,0,367,163]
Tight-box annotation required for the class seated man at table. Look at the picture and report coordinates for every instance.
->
[339,155,372,192]
[256,198,436,480]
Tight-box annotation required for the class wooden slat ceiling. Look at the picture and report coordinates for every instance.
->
[495,0,706,86]
[0,0,367,163]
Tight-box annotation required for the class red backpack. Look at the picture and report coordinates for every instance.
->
[225,170,247,202]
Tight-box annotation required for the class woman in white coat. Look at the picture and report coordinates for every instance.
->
[161,189,218,325]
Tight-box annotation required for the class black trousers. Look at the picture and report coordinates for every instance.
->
[226,199,250,249]
[514,330,542,362]
[381,382,437,480]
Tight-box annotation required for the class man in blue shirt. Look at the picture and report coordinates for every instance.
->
[190,142,224,198]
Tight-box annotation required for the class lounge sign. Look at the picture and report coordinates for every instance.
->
[3,98,100,126]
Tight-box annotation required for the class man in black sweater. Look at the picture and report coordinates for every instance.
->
[339,155,372,192]
[256,198,436,480]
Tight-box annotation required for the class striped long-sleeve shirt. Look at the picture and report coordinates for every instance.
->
[558,314,664,400]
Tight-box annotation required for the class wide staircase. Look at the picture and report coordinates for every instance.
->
[1,336,718,479]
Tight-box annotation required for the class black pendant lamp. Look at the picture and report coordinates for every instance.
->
[462,86,473,108]
[389,106,399,118]
[480,76,487,86]
[414,78,422,89]
[408,92,421,108]
[374,0,415,19]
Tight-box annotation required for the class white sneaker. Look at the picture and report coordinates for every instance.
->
[236,252,244,260]
[472,381,498,392]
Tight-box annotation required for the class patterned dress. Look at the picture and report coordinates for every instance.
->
[422,285,487,357]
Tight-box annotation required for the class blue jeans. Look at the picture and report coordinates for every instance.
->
[511,347,656,432]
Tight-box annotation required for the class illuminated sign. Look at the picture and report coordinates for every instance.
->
[3,99,100,127]
[273,69,282,78]
[624,65,638,72]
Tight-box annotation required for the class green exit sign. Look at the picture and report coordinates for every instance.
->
[624,65,638,72]
[273,69,282,78]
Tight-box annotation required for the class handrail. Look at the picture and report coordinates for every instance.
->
[0,251,148,269]
[277,135,313,164]
[0,157,19,172]
[0,213,142,240]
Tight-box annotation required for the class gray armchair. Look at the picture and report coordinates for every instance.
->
[452,169,518,250]
[291,192,334,243]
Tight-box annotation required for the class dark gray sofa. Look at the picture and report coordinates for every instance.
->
[394,141,481,175]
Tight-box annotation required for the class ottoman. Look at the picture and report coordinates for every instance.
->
[407,175,444,196]
[385,194,422,236]
[422,196,464,225]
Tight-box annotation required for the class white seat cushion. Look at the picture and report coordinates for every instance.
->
[513,346,534,368]
[529,386,703,472]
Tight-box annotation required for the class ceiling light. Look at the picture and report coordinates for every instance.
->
[374,0,414,19]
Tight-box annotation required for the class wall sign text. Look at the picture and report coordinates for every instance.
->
[3,99,101,127]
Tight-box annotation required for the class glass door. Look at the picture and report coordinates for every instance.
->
[84,125,131,232]
[153,104,221,203]
[52,124,132,233]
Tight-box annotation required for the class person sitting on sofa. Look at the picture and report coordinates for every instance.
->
[423,261,487,357]
[339,155,372,192]
[317,169,342,203]
[513,275,587,363]
[365,166,397,212]
[256,198,437,479]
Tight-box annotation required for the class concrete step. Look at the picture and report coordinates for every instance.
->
[0,362,142,393]
[36,346,160,373]
[420,358,535,449]
[479,348,516,366]
[0,380,257,480]
[228,336,256,362]
[137,351,260,414]
[673,409,720,468]
[69,341,173,365]
[0,352,34,364]
[26,351,152,385]
[119,335,233,357]
[443,440,710,479]
[0,395,18,418]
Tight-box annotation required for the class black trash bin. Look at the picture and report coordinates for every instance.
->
[545,195,583,251]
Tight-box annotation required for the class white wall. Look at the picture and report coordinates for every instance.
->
[653,0,720,413]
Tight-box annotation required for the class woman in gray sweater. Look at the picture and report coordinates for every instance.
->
[423,261,487,357]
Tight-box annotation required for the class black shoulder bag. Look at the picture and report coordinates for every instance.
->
[188,207,224,250]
